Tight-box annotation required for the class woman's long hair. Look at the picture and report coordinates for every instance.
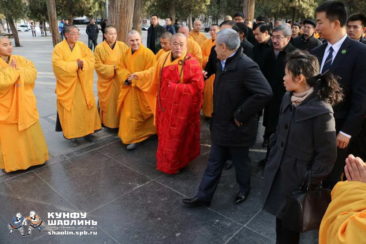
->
[286,50,343,105]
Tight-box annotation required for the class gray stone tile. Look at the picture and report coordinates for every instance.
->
[90,181,242,244]
[246,210,276,240]
[228,227,275,244]
[33,151,150,212]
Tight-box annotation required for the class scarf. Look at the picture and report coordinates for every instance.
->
[291,87,314,107]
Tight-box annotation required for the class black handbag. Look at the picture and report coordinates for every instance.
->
[281,172,331,232]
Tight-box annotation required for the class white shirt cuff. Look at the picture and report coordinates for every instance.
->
[339,131,352,139]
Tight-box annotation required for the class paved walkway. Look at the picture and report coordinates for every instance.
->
[0,29,303,244]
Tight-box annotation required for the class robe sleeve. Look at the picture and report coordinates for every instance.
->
[17,58,37,87]
[52,46,78,77]
[0,67,19,91]
[94,46,115,80]
[78,44,95,73]
[319,181,366,244]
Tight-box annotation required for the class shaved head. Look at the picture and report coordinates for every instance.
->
[0,36,13,57]
[193,20,202,32]
[178,26,190,37]
[128,30,142,51]
[160,32,173,51]
[171,33,187,58]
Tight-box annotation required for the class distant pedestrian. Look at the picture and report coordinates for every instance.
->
[31,22,36,37]
[86,18,99,51]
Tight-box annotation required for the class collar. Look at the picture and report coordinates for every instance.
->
[281,92,332,121]
[220,49,239,70]
[325,34,347,55]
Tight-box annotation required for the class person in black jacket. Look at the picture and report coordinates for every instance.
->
[312,1,366,188]
[263,50,342,244]
[346,13,366,44]
[253,23,272,72]
[262,24,296,150]
[147,15,166,54]
[233,22,254,59]
[86,18,99,51]
[292,19,322,51]
[183,29,272,207]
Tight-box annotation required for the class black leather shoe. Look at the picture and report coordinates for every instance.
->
[182,197,210,207]
[224,161,233,170]
[234,191,249,204]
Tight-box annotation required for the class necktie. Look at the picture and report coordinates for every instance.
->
[321,46,334,73]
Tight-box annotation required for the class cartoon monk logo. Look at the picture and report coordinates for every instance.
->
[8,211,44,236]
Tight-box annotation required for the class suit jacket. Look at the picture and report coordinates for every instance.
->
[311,37,366,136]
[211,48,272,147]
[262,43,296,132]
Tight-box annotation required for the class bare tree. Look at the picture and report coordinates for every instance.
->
[109,0,135,42]
[46,0,60,46]
[243,0,255,21]
[133,0,142,33]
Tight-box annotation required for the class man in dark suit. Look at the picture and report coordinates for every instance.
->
[292,19,322,50]
[147,15,166,54]
[312,1,366,188]
[262,24,296,151]
[183,29,272,207]
[252,23,272,72]
[346,13,366,44]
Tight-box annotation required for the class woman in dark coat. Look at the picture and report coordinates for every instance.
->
[262,50,343,244]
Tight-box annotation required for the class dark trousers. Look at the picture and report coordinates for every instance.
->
[197,144,251,202]
[88,38,97,50]
[276,218,299,244]
[324,147,349,188]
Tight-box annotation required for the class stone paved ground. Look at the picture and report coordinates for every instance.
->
[0,28,316,244]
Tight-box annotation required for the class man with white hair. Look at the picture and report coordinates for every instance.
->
[117,30,156,150]
[128,33,204,174]
[189,19,208,46]
[183,29,272,207]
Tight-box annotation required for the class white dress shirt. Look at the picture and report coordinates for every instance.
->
[320,34,351,139]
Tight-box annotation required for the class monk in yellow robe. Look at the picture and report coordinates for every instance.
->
[117,30,156,150]
[95,25,128,129]
[189,20,208,46]
[201,25,219,118]
[155,32,172,61]
[52,25,101,140]
[319,154,366,244]
[178,26,203,65]
[0,37,48,173]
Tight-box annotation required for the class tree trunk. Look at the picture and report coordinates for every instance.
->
[169,2,176,23]
[6,16,20,47]
[188,13,193,30]
[133,0,142,33]
[243,0,255,21]
[119,0,135,42]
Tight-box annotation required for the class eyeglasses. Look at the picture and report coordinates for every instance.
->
[172,42,185,48]
[271,35,286,40]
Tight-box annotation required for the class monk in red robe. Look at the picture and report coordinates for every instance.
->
[129,33,204,174]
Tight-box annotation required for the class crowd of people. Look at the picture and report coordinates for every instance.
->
[1,0,366,243]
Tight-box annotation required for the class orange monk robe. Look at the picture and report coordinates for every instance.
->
[189,31,208,46]
[319,181,366,244]
[188,37,203,65]
[155,48,168,61]
[95,41,128,129]
[117,45,156,144]
[52,40,101,139]
[0,55,48,172]
[201,38,216,118]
